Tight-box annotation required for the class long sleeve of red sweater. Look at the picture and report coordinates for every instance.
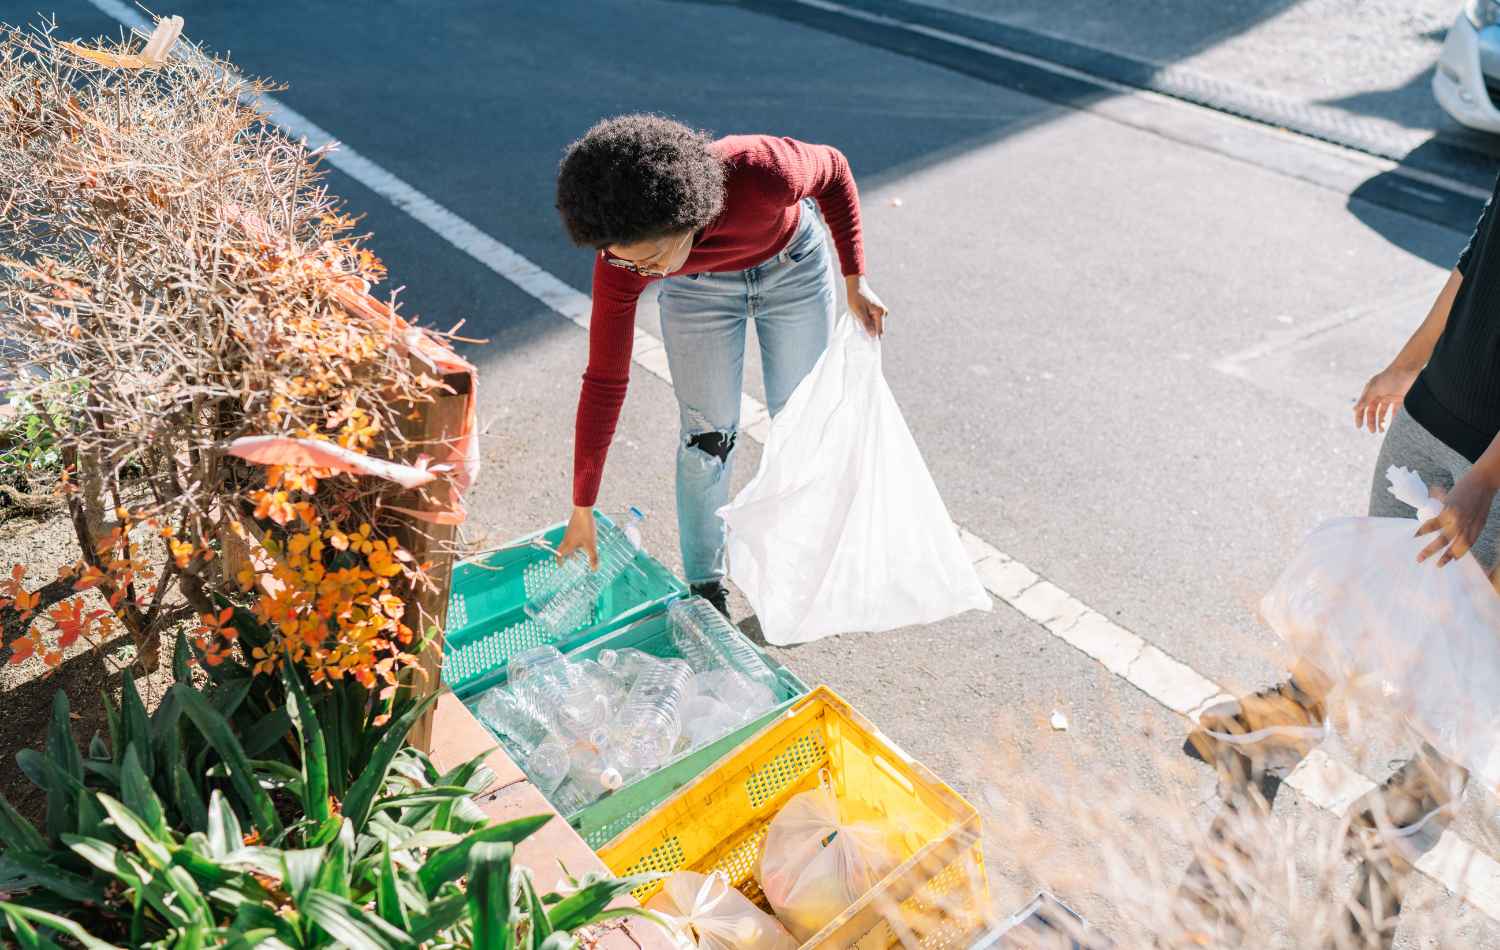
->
[572,135,864,507]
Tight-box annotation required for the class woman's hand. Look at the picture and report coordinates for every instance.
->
[1416,473,1499,567]
[556,505,599,569]
[1353,364,1419,434]
[846,275,888,337]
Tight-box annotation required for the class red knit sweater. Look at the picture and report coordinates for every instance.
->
[572,134,866,506]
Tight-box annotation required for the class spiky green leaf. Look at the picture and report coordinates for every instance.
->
[519,870,553,944]
[0,792,46,854]
[418,813,550,898]
[120,745,167,840]
[315,819,354,899]
[341,692,438,833]
[546,874,662,933]
[94,794,170,869]
[173,628,191,684]
[281,664,331,829]
[99,688,122,767]
[376,845,411,932]
[300,890,417,950]
[0,901,123,949]
[468,841,515,950]
[120,669,152,779]
[406,894,469,944]
[43,692,80,843]
[240,707,293,758]
[172,685,282,838]
[174,763,208,833]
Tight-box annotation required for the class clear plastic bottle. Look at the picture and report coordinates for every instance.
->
[567,745,625,800]
[597,646,659,688]
[507,645,610,745]
[551,779,596,815]
[609,658,693,775]
[524,509,646,638]
[474,687,570,794]
[475,686,548,750]
[574,658,628,717]
[668,596,779,692]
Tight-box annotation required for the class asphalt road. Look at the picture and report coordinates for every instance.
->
[11,1,1500,942]
[915,0,1466,146]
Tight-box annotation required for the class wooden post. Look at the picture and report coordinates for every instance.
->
[395,370,470,752]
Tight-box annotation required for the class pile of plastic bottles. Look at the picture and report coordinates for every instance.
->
[474,596,780,813]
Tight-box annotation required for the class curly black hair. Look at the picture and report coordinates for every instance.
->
[556,114,726,249]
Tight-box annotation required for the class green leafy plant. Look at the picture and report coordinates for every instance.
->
[0,632,656,947]
[0,376,79,490]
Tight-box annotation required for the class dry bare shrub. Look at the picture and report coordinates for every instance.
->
[976,688,1492,949]
[0,21,461,679]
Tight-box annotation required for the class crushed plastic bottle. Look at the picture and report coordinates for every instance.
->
[474,687,570,794]
[679,692,745,749]
[507,645,610,745]
[691,670,775,725]
[609,658,693,775]
[668,596,779,693]
[524,509,646,638]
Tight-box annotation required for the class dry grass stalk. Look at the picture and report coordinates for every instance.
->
[975,684,1495,949]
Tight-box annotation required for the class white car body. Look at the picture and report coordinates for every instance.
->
[1435,11,1500,133]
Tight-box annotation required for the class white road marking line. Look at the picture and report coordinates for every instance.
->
[84,0,1500,921]
[1284,749,1377,816]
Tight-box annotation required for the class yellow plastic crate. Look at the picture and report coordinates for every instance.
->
[597,686,991,948]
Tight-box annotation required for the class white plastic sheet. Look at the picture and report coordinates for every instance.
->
[1260,465,1500,786]
[645,870,796,950]
[719,314,991,645]
[756,785,900,942]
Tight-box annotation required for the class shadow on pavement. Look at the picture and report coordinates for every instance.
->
[1347,138,1493,268]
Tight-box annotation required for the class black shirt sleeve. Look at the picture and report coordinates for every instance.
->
[1458,180,1498,277]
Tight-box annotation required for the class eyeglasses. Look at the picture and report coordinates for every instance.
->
[602,231,692,277]
[602,253,665,277]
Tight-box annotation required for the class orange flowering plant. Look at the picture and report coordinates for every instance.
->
[194,463,429,713]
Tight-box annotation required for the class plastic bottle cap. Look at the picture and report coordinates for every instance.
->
[600,768,624,791]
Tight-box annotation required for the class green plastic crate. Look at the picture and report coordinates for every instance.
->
[442,511,686,698]
[464,607,809,850]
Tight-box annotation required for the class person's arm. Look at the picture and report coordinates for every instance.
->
[772,137,889,335]
[557,257,646,567]
[1352,268,1462,433]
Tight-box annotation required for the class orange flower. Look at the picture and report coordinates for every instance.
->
[251,490,298,526]
[169,538,195,568]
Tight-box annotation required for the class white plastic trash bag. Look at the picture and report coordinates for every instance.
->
[757,784,901,941]
[1260,465,1500,786]
[719,314,991,645]
[645,870,797,950]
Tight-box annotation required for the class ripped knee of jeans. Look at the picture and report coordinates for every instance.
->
[686,429,737,464]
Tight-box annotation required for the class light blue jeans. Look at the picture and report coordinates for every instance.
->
[657,201,836,585]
